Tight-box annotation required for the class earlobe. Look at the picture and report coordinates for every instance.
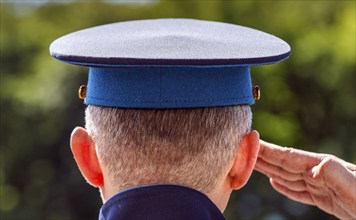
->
[229,130,260,190]
[70,127,104,187]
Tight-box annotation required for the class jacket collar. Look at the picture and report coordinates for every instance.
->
[99,184,225,220]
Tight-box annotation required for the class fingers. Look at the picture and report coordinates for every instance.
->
[317,157,356,217]
[259,140,323,173]
[258,140,356,220]
[270,178,355,220]
[312,157,355,197]
[270,174,329,198]
[269,178,314,206]
[255,160,325,199]
[255,158,304,182]
[270,176,306,192]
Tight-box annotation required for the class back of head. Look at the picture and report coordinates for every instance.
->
[51,18,290,219]
[85,105,252,194]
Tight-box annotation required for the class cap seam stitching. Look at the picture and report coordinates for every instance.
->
[85,96,253,103]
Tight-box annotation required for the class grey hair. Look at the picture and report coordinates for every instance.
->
[85,105,252,194]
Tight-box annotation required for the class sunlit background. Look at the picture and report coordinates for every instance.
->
[1,1,355,220]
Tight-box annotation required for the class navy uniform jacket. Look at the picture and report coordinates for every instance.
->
[99,185,226,220]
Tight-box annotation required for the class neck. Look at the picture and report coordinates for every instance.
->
[206,176,233,212]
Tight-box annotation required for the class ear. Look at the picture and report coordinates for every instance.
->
[229,130,260,190]
[70,127,103,187]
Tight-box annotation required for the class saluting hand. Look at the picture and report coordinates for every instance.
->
[254,140,356,220]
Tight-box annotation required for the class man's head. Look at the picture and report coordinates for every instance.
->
[51,18,289,213]
[70,105,260,211]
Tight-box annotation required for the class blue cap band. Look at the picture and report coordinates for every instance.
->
[85,66,254,108]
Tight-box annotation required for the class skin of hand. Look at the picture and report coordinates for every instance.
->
[254,140,356,220]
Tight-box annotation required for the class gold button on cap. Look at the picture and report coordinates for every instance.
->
[78,85,87,99]
[253,85,260,100]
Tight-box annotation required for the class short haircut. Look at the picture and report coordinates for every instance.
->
[85,105,252,194]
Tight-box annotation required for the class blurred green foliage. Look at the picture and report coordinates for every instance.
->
[1,1,355,220]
